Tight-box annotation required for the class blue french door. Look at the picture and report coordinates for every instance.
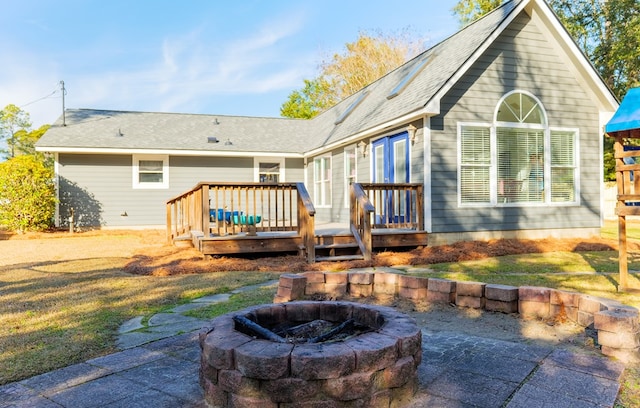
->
[372,132,410,223]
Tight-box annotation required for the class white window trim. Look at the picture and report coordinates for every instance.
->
[314,155,332,208]
[457,122,580,208]
[457,90,583,208]
[494,90,548,126]
[132,154,169,189]
[344,145,357,208]
[550,126,581,207]
[457,122,493,208]
[253,157,285,183]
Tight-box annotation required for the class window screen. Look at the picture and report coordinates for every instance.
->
[460,126,491,204]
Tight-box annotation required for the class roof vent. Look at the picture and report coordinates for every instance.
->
[207,136,219,143]
[116,128,124,137]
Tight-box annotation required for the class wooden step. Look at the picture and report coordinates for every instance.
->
[314,242,360,258]
[314,243,359,250]
[315,254,365,262]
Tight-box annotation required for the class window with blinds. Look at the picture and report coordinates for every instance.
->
[550,130,576,202]
[460,126,491,204]
[133,155,168,189]
[458,91,578,206]
[138,160,164,183]
[497,128,544,203]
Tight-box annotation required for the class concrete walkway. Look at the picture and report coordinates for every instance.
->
[0,282,626,408]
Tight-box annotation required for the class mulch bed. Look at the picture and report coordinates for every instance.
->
[122,236,627,276]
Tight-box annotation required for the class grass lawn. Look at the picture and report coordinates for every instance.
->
[0,254,279,385]
[1,221,640,405]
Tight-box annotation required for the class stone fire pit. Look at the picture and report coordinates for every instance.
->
[199,301,422,407]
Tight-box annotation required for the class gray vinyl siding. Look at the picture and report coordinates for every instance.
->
[409,120,425,185]
[430,12,601,234]
[57,154,304,227]
[58,153,171,227]
[285,158,305,182]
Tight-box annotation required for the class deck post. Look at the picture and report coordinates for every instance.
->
[166,202,173,244]
[296,183,316,263]
[350,183,374,261]
[615,137,629,291]
[201,184,210,236]
[416,184,424,230]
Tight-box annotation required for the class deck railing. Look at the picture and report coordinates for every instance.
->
[359,183,424,230]
[350,183,375,261]
[166,182,316,260]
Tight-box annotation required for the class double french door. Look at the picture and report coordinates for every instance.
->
[372,132,410,223]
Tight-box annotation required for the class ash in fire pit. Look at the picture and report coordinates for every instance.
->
[199,301,422,407]
[234,314,374,344]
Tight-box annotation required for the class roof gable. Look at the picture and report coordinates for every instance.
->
[305,0,524,152]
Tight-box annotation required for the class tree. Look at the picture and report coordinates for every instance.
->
[0,155,56,232]
[281,30,424,119]
[280,78,336,119]
[0,104,32,160]
[452,0,505,26]
[12,125,51,163]
[548,0,640,99]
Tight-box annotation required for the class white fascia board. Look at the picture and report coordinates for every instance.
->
[529,0,618,111]
[303,106,439,158]
[35,146,303,158]
[427,0,530,108]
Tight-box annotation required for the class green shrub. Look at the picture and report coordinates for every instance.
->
[0,155,56,232]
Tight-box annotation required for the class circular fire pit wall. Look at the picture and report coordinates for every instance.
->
[199,301,422,407]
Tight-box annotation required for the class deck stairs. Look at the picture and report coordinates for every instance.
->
[312,233,364,262]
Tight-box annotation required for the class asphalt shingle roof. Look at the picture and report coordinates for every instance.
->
[37,0,522,156]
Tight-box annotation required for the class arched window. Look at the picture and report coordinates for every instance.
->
[459,91,577,206]
[495,91,547,203]
[495,92,546,124]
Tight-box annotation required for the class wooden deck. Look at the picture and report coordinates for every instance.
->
[167,182,427,262]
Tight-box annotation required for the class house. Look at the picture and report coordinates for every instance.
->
[36,0,618,247]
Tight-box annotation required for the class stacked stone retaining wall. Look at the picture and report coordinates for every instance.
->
[274,272,640,363]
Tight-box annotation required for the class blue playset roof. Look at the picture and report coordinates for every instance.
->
[606,87,640,134]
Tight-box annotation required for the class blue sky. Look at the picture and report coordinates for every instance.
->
[0,1,461,129]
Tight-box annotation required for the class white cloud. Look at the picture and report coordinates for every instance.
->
[1,8,317,126]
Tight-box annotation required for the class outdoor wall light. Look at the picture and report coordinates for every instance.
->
[358,141,368,157]
[407,124,417,144]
